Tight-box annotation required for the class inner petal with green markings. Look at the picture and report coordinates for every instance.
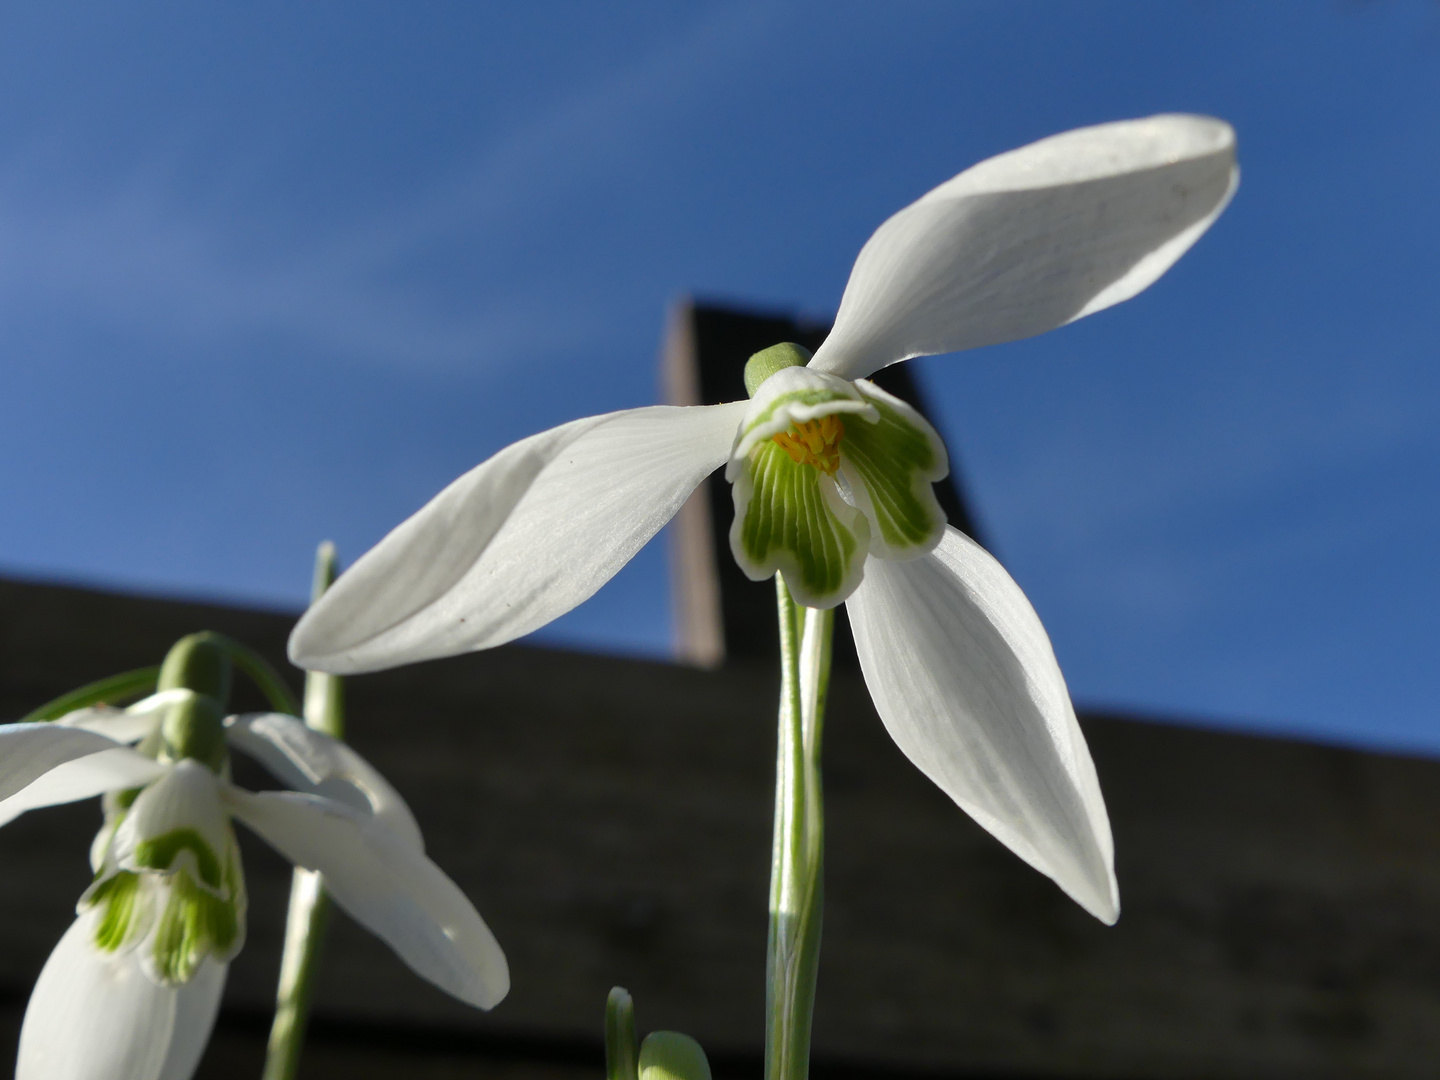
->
[84,759,246,984]
[726,354,950,609]
[838,380,949,560]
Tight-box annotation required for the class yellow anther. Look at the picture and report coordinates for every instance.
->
[772,415,844,476]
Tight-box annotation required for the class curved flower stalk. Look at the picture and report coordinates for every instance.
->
[290,114,1239,923]
[4,671,508,1080]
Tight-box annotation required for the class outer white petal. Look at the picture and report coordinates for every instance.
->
[0,723,137,803]
[846,527,1118,923]
[0,747,165,828]
[225,712,422,847]
[809,114,1238,380]
[156,958,227,1080]
[17,909,225,1080]
[290,401,749,674]
[225,786,509,1009]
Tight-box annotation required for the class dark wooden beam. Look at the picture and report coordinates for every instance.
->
[2,573,1439,1079]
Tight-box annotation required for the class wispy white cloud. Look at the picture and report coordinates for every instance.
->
[0,1,775,372]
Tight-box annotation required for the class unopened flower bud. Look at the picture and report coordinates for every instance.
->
[639,1032,711,1080]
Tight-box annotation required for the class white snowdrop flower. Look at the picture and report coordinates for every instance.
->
[290,115,1239,924]
[1,689,507,1080]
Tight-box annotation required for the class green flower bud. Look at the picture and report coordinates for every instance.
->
[158,632,233,705]
[639,1032,712,1080]
[744,342,812,397]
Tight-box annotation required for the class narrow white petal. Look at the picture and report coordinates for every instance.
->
[809,115,1237,380]
[56,706,161,744]
[846,527,1118,923]
[0,748,165,828]
[18,911,178,1080]
[225,712,422,847]
[226,787,509,1009]
[290,401,748,674]
[156,959,227,1080]
[0,723,132,803]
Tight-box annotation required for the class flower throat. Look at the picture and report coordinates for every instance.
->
[772,415,844,476]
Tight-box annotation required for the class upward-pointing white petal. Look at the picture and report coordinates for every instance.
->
[17,909,227,1080]
[225,786,509,1009]
[289,401,748,674]
[809,114,1238,380]
[845,527,1118,923]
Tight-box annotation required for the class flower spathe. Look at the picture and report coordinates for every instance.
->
[289,114,1239,924]
[2,692,509,1080]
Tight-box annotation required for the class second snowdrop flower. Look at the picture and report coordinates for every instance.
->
[5,634,508,1080]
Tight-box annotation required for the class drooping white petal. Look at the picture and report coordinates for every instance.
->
[809,115,1238,380]
[0,747,165,828]
[17,909,225,1080]
[289,401,749,674]
[156,958,227,1080]
[225,786,508,1009]
[225,712,422,847]
[845,527,1118,923]
[0,723,136,803]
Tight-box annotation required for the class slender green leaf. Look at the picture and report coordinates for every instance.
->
[20,667,160,723]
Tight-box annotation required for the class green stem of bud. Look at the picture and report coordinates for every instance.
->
[223,637,301,718]
[263,541,346,1080]
[765,575,830,1080]
[157,630,301,718]
[606,986,640,1080]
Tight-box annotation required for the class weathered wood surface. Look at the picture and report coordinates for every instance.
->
[2,576,1440,1078]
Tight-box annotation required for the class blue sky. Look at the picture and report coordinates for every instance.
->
[0,1,1436,755]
